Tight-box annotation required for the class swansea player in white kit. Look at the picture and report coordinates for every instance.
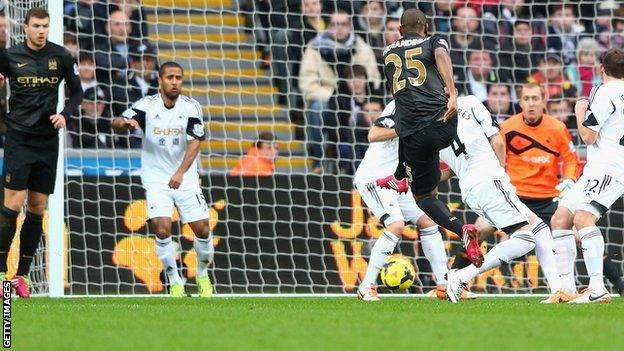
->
[437,95,562,303]
[113,62,214,298]
[354,101,449,301]
[550,48,624,303]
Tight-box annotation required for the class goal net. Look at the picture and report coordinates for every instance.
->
[3,0,624,296]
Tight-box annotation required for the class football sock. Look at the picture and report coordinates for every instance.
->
[419,225,448,285]
[532,220,561,293]
[552,229,577,293]
[194,235,214,278]
[603,255,624,294]
[0,207,18,273]
[416,196,465,237]
[451,252,472,269]
[458,231,534,283]
[156,236,183,285]
[578,226,606,292]
[16,212,43,276]
[360,231,399,289]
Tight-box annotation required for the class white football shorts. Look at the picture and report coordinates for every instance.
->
[558,172,624,219]
[354,182,425,227]
[144,184,209,223]
[464,179,532,230]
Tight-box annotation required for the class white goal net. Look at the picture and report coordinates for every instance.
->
[2,0,624,296]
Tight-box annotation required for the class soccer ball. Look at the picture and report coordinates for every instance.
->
[380,254,416,291]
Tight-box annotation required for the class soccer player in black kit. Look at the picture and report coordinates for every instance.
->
[376,9,483,267]
[0,8,83,297]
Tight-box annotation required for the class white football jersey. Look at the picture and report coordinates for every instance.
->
[582,80,624,182]
[439,95,509,198]
[353,101,399,184]
[122,93,205,189]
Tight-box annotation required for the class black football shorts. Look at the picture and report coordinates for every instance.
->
[401,118,457,196]
[3,130,59,194]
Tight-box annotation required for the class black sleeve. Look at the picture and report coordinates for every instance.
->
[60,52,84,119]
[373,116,395,129]
[0,50,8,76]
[186,117,205,141]
[430,34,450,53]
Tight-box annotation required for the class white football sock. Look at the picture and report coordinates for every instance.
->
[156,236,183,284]
[532,220,561,293]
[578,226,607,292]
[552,229,577,293]
[194,235,214,278]
[458,231,535,283]
[419,225,448,285]
[360,231,399,289]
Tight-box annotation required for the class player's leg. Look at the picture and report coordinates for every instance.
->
[146,186,184,297]
[399,194,448,289]
[0,134,33,295]
[446,181,535,303]
[568,174,624,303]
[355,183,404,301]
[176,188,213,298]
[551,181,584,295]
[400,126,482,266]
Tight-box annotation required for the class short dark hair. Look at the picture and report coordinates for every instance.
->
[78,52,94,63]
[547,94,568,106]
[487,83,511,94]
[256,132,276,148]
[64,33,77,45]
[365,98,384,108]
[514,18,531,30]
[400,8,427,32]
[548,3,575,16]
[613,8,624,28]
[344,65,368,80]
[25,7,49,25]
[158,61,183,77]
[602,48,624,79]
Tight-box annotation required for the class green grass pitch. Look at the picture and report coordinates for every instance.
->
[11,297,624,351]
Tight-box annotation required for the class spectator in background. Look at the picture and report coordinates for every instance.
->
[528,54,577,100]
[499,18,545,84]
[383,16,401,45]
[0,11,7,48]
[326,65,378,174]
[354,99,383,164]
[64,33,78,59]
[598,7,624,51]
[419,0,454,33]
[354,1,385,63]
[485,83,515,122]
[458,46,497,102]
[448,6,496,82]
[546,95,575,129]
[65,0,108,51]
[566,38,602,98]
[298,9,380,174]
[229,132,279,177]
[546,3,581,65]
[94,9,140,85]
[108,0,148,40]
[67,86,113,149]
[112,42,159,116]
[78,52,98,92]
[271,0,325,106]
[482,0,530,48]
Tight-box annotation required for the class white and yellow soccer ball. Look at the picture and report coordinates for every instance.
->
[380,254,416,291]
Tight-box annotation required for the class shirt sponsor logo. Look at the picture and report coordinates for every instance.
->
[48,59,57,70]
[16,76,59,85]
[521,155,551,164]
[153,127,184,136]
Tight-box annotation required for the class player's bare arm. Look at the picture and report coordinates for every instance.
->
[488,132,505,167]
[434,47,457,122]
[575,99,598,145]
[169,139,201,189]
[368,126,398,142]
[111,117,140,132]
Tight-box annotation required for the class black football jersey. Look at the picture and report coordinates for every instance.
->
[382,33,450,137]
